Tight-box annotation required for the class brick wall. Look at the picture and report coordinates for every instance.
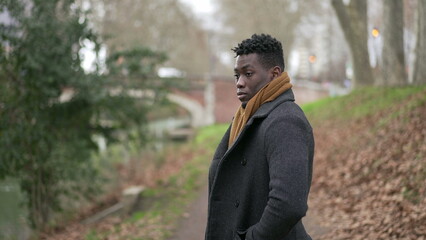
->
[213,79,240,124]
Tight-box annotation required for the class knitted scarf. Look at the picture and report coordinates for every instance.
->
[228,72,292,147]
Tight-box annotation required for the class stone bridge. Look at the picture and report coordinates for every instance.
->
[60,76,330,128]
[168,76,329,127]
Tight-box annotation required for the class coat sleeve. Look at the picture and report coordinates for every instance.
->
[244,110,314,240]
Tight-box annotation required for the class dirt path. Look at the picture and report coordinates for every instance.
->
[167,182,328,240]
[167,183,209,240]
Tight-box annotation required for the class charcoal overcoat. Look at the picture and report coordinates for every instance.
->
[205,89,314,240]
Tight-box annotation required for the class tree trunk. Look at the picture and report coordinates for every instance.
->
[413,0,426,85]
[332,0,374,88]
[382,0,407,86]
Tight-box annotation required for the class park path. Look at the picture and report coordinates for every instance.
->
[167,182,209,240]
[167,181,329,240]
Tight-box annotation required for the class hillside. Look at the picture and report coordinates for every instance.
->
[303,86,426,239]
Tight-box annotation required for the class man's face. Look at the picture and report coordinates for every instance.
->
[234,53,273,105]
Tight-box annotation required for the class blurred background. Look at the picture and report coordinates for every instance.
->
[0,0,425,239]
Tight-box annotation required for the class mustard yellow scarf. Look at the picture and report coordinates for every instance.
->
[228,72,292,147]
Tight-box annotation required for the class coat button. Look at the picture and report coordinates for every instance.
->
[235,200,240,208]
[241,158,247,166]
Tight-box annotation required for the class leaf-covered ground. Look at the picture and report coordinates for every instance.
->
[306,87,426,239]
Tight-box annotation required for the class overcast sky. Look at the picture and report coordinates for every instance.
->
[179,0,215,15]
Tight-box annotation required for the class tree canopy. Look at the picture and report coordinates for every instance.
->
[0,0,166,229]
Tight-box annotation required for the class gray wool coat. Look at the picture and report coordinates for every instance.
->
[205,89,314,240]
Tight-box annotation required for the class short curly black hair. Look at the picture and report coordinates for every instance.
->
[232,33,285,71]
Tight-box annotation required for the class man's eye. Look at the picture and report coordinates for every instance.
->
[234,74,240,80]
[246,72,253,77]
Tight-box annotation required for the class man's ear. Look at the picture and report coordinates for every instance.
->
[271,66,282,79]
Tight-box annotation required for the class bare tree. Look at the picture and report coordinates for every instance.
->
[85,0,211,76]
[214,0,309,69]
[382,0,407,86]
[291,2,350,84]
[331,0,374,87]
[413,0,426,85]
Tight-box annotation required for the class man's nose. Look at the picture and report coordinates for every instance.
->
[236,76,245,88]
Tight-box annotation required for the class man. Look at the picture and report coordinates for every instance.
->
[205,34,314,240]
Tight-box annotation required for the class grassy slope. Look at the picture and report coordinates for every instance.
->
[302,86,425,123]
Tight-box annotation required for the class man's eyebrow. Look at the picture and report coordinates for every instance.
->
[234,64,252,72]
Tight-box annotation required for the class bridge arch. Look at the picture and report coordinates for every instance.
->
[166,93,208,128]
